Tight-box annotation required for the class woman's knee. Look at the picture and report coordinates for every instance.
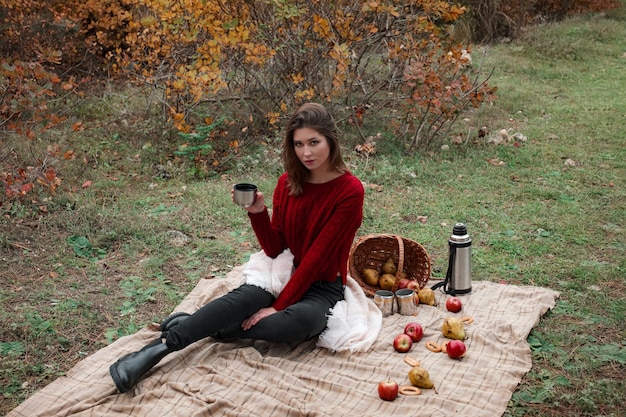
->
[278,305,329,338]
[164,284,274,350]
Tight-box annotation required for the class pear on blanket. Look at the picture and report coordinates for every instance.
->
[408,366,435,390]
[417,288,436,306]
[442,317,466,340]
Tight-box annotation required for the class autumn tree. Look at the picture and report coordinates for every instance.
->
[99,0,495,155]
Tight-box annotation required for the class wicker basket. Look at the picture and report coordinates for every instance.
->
[349,233,431,297]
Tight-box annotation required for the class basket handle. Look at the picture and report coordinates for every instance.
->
[391,235,405,293]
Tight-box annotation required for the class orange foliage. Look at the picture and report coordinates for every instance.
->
[0,0,615,201]
[0,0,495,188]
[0,0,493,158]
[401,38,497,148]
[0,55,64,135]
[1,0,618,141]
[78,0,483,134]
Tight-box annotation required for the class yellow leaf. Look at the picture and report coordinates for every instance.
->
[266,111,280,125]
[291,73,304,84]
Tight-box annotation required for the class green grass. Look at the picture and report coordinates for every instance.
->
[1,7,625,416]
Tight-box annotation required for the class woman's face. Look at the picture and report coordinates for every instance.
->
[293,127,331,175]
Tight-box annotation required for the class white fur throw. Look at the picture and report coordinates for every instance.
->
[242,249,382,352]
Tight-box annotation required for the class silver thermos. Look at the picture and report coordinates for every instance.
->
[447,223,472,294]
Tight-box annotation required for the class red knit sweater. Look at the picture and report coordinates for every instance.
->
[248,172,364,311]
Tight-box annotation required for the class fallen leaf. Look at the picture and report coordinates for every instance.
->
[563,158,577,167]
[417,216,428,224]
[487,158,505,166]
[82,180,92,188]
[45,168,56,181]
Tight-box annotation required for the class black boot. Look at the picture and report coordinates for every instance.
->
[109,339,171,393]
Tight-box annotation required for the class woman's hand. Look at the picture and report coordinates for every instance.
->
[230,188,266,214]
[242,307,277,331]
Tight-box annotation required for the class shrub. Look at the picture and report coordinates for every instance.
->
[1,0,497,191]
[0,0,102,205]
[458,0,622,43]
[102,0,495,153]
[0,51,65,208]
[0,0,496,199]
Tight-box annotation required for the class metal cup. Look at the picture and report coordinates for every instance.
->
[233,183,258,207]
[374,290,395,317]
[395,289,419,316]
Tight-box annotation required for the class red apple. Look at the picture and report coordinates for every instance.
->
[446,296,462,313]
[446,340,467,359]
[406,281,420,291]
[377,379,399,401]
[397,278,411,289]
[393,333,413,353]
[403,322,424,343]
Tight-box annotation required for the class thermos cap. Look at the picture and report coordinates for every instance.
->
[453,223,467,235]
[450,222,471,244]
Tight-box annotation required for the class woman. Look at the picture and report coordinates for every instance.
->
[109,102,364,393]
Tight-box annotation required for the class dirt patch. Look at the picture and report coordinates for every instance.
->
[0,214,188,414]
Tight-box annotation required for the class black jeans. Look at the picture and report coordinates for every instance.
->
[166,277,344,351]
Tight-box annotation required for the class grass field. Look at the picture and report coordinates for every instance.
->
[1,7,625,416]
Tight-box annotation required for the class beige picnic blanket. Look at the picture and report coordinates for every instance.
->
[7,267,559,417]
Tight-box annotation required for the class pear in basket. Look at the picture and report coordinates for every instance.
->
[379,274,396,290]
[362,268,380,286]
[382,258,397,275]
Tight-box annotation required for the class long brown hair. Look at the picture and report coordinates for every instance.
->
[281,103,347,195]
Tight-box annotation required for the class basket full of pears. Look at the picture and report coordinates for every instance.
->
[349,233,431,297]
